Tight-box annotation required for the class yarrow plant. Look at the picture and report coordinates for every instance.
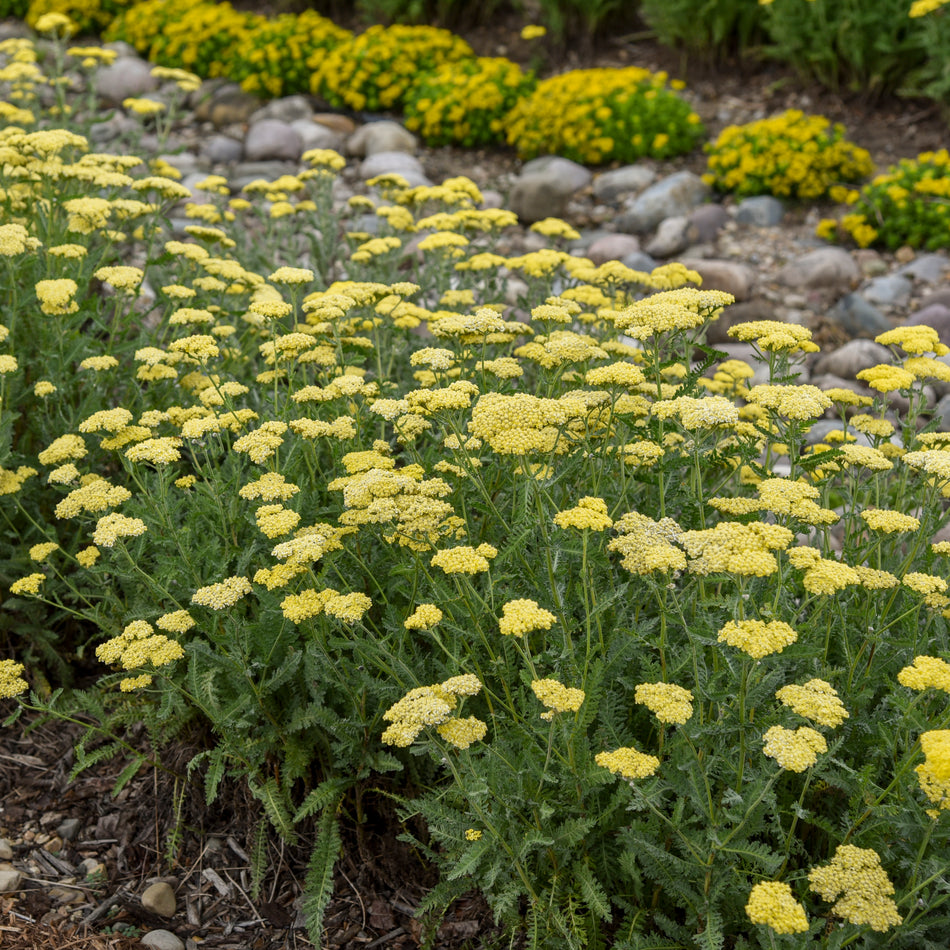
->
[3,31,950,950]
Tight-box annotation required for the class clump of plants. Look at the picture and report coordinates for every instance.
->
[24,0,136,34]
[704,109,874,200]
[6,32,950,950]
[504,66,704,165]
[310,24,474,113]
[402,56,535,148]
[817,149,950,250]
[638,0,764,64]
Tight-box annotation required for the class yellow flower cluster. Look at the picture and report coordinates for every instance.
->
[727,319,820,355]
[404,603,443,631]
[917,729,950,815]
[553,497,613,531]
[634,682,693,724]
[505,67,703,166]
[775,679,849,727]
[680,521,793,577]
[899,655,950,693]
[191,575,252,610]
[745,881,809,934]
[861,508,920,533]
[704,110,872,199]
[382,675,484,748]
[313,24,473,112]
[762,725,827,771]
[615,289,734,338]
[498,599,557,637]
[0,659,28,699]
[595,746,660,780]
[609,511,685,575]
[531,678,585,719]
[718,619,798,659]
[808,845,902,931]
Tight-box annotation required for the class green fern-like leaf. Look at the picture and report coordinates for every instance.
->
[303,801,343,946]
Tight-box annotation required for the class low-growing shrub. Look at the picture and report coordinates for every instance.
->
[505,67,704,166]
[761,0,950,101]
[310,24,474,113]
[402,56,535,148]
[24,0,136,35]
[704,110,873,200]
[817,149,950,250]
[639,0,764,63]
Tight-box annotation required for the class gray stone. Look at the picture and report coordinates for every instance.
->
[920,289,950,311]
[810,374,869,398]
[205,87,260,128]
[735,195,785,227]
[827,293,892,337]
[907,304,950,345]
[0,870,21,893]
[587,233,640,265]
[360,151,429,188]
[805,420,872,446]
[616,171,709,234]
[347,121,416,158]
[812,339,893,380]
[645,215,693,257]
[250,95,313,125]
[861,275,913,308]
[57,818,82,842]
[688,203,729,243]
[854,249,888,277]
[0,839,11,861]
[933,393,950,431]
[140,930,185,950]
[96,57,158,105]
[509,158,593,224]
[680,258,755,301]
[591,164,656,201]
[142,881,176,918]
[778,247,860,291]
[244,120,303,163]
[200,134,243,165]
[0,20,32,40]
[290,119,345,153]
[897,252,949,284]
[621,250,658,273]
[313,113,357,136]
[520,156,593,193]
[480,189,504,210]
[88,113,139,144]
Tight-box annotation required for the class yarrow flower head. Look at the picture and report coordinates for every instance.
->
[775,679,849,727]
[553,496,613,531]
[531,678,585,720]
[404,603,443,630]
[898,656,950,693]
[498,599,557,637]
[635,682,693,724]
[808,845,902,932]
[745,881,809,934]
[762,725,827,772]
[431,543,497,575]
[191,575,252,610]
[595,746,660,780]
[0,659,28,698]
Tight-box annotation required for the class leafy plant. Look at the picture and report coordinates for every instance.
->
[704,109,873,200]
[639,0,765,64]
[817,148,950,250]
[505,67,705,166]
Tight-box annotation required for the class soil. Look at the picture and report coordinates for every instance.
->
[2,12,949,950]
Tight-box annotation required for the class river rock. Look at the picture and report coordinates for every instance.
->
[200,134,243,165]
[778,247,860,291]
[230,161,299,191]
[509,158,592,224]
[250,95,313,125]
[735,195,785,227]
[360,151,428,185]
[681,258,755,301]
[0,870,21,893]
[142,881,176,918]
[621,250,658,272]
[290,119,344,152]
[140,930,185,950]
[705,298,774,345]
[313,113,357,136]
[591,164,655,201]
[861,274,913,308]
[0,839,11,860]
[827,293,892,337]
[587,233,640,264]
[688,203,729,243]
[645,215,693,257]
[906,303,950,344]
[88,112,139,144]
[812,339,893,379]
[933,394,950,431]
[96,56,158,105]
[195,84,260,127]
[616,170,709,234]
[244,119,303,162]
[897,252,950,283]
[347,120,416,158]
[521,156,593,192]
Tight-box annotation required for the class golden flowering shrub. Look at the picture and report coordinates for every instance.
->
[505,67,704,165]
[704,110,872,199]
